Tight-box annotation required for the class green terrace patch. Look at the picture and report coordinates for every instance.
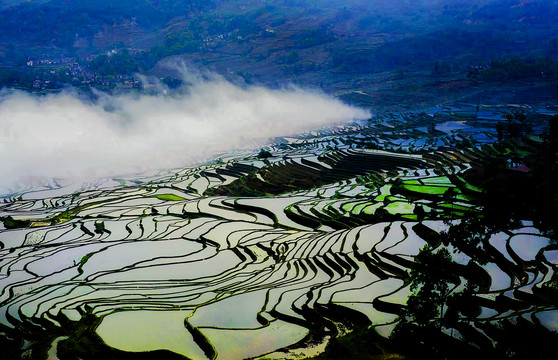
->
[153,194,187,201]
[401,184,450,195]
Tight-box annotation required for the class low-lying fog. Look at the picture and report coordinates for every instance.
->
[0,70,369,195]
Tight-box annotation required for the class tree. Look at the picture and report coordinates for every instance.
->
[413,204,426,221]
[164,29,199,54]
[257,149,273,159]
[427,119,436,133]
[391,244,460,359]
[433,60,451,75]
[443,187,457,219]
[544,114,558,149]
[440,216,490,264]
[406,245,458,328]
[496,121,504,141]
[503,108,531,137]
[547,37,558,58]
[285,51,300,64]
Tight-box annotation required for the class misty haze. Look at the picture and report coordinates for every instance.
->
[0,69,367,193]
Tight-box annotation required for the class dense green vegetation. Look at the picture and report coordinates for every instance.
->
[468,115,558,239]
[470,57,558,81]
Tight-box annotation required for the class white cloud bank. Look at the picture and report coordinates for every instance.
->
[0,72,369,194]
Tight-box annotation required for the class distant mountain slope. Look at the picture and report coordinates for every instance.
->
[0,0,557,85]
[0,0,214,48]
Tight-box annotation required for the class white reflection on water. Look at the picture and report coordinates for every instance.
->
[97,310,206,359]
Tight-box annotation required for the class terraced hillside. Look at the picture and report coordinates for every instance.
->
[1,104,557,359]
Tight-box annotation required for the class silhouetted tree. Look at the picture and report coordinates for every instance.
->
[503,108,531,137]
[440,216,490,264]
[407,245,458,328]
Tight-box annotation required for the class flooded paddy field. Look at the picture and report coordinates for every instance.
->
[1,97,557,359]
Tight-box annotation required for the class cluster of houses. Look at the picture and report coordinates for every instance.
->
[23,55,141,90]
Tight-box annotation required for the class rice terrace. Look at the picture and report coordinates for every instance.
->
[1,1,558,359]
[2,93,558,359]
